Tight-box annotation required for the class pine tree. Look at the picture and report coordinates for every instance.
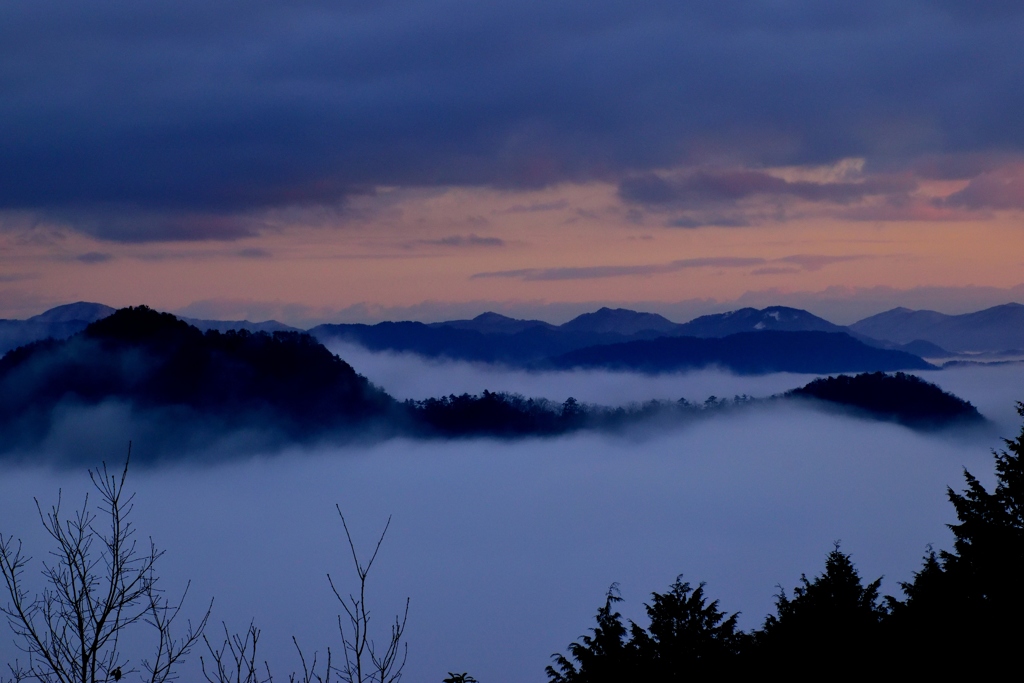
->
[628,576,744,679]
[546,585,633,683]
[889,402,1024,671]
[757,545,886,671]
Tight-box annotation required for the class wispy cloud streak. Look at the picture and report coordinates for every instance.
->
[472,255,866,281]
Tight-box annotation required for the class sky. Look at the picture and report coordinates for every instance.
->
[2,0,1024,324]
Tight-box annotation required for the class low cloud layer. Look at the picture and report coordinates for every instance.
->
[0,383,1017,681]
[1,1,1023,240]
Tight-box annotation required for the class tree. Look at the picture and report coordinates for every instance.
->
[200,511,408,683]
[891,401,1024,669]
[628,577,744,679]
[441,674,476,683]
[330,511,408,683]
[546,585,632,683]
[757,544,885,671]
[0,451,209,683]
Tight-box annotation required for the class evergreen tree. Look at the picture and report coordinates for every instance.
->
[628,577,744,679]
[757,545,886,671]
[546,585,633,683]
[894,401,1024,668]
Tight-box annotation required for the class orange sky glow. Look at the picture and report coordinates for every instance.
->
[3,162,1023,325]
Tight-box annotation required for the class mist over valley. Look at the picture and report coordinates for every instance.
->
[1,304,1022,680]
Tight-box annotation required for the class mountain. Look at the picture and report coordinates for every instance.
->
[182,317,299,333]
[0,301,116,356]
[0,307,395,451]
[27,301,115,323]
[310,320,668,364]
[850,303,1024,352]
[548,331,935,375]
[430,311,555,335]
[559,307,680,335]
[0,309,975,456]
[0,302,298,357]
[313,308,940,374]
[676,306,845,337]
[788,372,982,427]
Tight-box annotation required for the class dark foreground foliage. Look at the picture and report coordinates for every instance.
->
[550,402,1024,679]
[789,371,982,426]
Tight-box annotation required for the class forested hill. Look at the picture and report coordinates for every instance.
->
[788,372,982,426]
[0,307,396,446]
[0,308,979,456]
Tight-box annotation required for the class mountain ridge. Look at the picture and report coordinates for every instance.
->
[0,307,979,458]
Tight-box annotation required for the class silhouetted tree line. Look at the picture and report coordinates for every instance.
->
[549,402,1024,679]
[403,393,729,437]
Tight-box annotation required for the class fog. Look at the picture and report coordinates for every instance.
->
[1,359,1022,682]
[325,341,821,406]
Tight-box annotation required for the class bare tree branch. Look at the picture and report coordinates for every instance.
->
[0,445,208,683]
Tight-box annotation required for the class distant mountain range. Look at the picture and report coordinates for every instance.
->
[4,300,1024,368]
[0,302,115,357]
[0,307,981,456]
[548,331,932,375]
[849,303,1024,353]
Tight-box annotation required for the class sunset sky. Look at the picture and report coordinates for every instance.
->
[2,0,1023,325]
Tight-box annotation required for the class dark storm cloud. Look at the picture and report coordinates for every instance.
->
[1,0,1022,240]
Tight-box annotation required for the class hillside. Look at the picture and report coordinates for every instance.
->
[0,309,982,455]
[676,306,845,337]
[548,331,935,375]
[0,307,395,448]
[850,303,1024,352]
[788,372,982,426]
[0,301,115,356]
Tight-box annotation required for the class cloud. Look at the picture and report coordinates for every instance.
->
[942,164,1024,210]
[415,234,506,248]
[0,272,40,283]
[75,251,114,264]
[236,247,273,259]
[0,1,1022,239]
[495,200,570,214]
[56,209,262,243]
[472,257,767,281]
[667,216,751,229]
[619,170,917,208]
[472,254,865,281]
[777,254,865,271]
[751,267,801,276]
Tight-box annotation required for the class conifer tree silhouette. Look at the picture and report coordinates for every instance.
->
[757,544,885,672]
[628,577,744,679]
[546,585,632,683]
[893,401,1024,669]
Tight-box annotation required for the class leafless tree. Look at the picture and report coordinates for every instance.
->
[201,622,333,683]
[202,510,406,683]
[329,510,407,683]
[0,449,209,683]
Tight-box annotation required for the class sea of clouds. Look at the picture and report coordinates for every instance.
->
[1,355,1022,682]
